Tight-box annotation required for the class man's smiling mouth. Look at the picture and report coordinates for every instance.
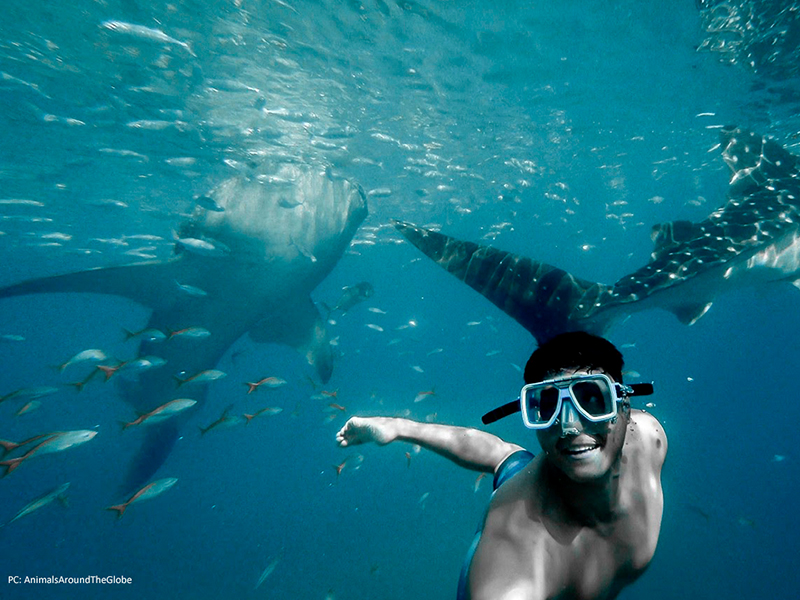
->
[562,442,600,456]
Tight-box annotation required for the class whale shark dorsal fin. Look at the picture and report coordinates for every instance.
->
[651,220,698,256]
[393,220,618,344]
[248,296,333,383]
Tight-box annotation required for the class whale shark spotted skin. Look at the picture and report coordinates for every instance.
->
[0,165,367,492]
[395,127,800,344]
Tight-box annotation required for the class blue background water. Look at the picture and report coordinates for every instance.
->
[0,0,798,598]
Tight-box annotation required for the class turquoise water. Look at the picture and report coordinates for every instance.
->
[0,1,798,598]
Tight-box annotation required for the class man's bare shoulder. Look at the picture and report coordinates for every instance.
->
[473,478,551,600]
[484,459,546,532]
[629,409,667,467]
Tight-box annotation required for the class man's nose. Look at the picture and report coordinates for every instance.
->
[559,398,581,436]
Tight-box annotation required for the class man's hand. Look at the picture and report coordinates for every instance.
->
[336,416,400,447]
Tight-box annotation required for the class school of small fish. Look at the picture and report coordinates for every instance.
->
[0,256,678,546]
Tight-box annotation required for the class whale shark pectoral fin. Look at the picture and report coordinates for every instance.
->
[249,297,333,383]
[0,259,183,309]
[672,301,714,325]
[393,220,616,344]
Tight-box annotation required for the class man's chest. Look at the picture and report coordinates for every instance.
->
[563,484,663,595]
[561,517,656,598]
[473,497,661,600]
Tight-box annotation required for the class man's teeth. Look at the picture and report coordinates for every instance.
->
[565,444,598,455]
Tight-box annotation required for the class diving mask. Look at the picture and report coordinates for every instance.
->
[482,374,653,427]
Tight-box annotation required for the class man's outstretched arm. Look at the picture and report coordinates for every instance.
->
[336,416,524,473]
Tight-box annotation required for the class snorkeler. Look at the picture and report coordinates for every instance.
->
[336,331,667,600]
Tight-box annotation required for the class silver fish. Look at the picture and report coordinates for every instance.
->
[173,233,230,258]
[2,482,70,527]
[58,349,107,372]
[175,281,208,297]
[100,20,195,56]
[324,281,374,316]
[254,554,281,590]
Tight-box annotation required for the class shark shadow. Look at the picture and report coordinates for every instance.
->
[0,165,367,493]
[395,126,800,344]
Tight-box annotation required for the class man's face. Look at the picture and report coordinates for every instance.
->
[534,367,628,482]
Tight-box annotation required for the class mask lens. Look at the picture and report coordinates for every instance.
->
[531,385,559,423]
[571,379,612,417]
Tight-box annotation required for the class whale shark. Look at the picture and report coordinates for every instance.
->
[395,126,800,345]
[0,164,367,492]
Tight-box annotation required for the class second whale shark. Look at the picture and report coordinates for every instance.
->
[0,164,367,492]
[395,127,800,344]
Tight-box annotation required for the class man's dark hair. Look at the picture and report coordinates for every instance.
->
[524,331,624,384]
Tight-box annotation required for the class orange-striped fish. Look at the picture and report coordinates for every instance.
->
[414,388,435,403]
[243,407,283,423]
[69,369,101,392]
[167,326,211,340]
[244,377,287,394]
[106,478,178,519]
[0,433,49,458]
[175,369,226,387]
[97,356,167,381]
[0,386,59,404]
[0,430,97,476]
[123,327,166,342]
[198,405,241,435]
[122,399,197,429]
[15,400,42,417]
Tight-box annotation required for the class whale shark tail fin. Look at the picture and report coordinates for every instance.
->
[393,221,616,344]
